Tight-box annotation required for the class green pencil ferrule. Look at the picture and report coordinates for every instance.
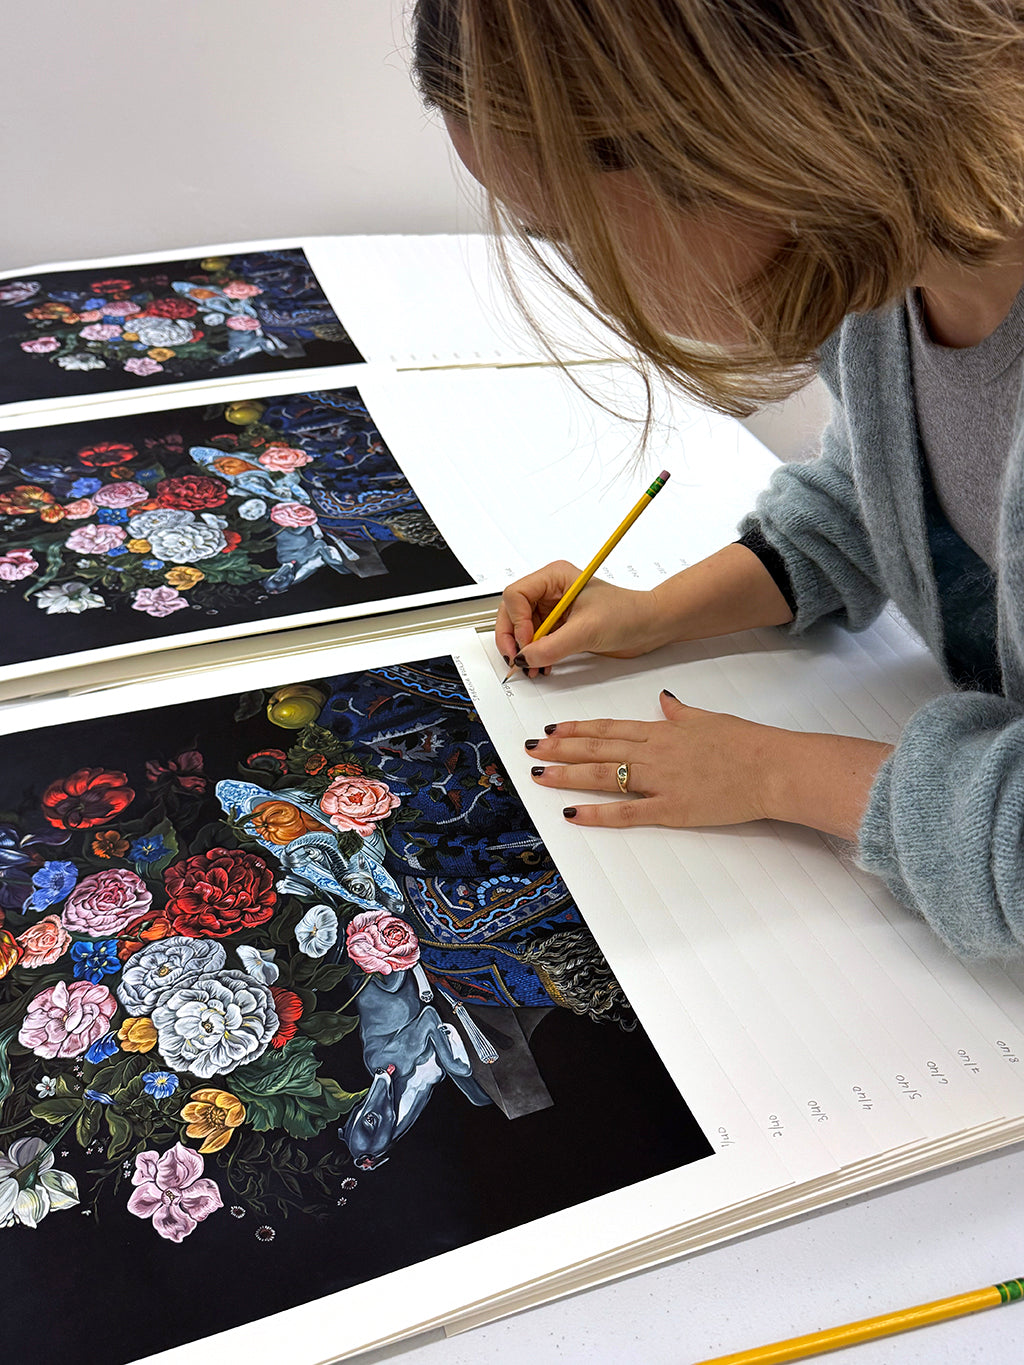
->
[996,1278,1024,1303]
[645,475,666,498]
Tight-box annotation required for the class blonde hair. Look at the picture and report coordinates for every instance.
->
[414,0,1024,416]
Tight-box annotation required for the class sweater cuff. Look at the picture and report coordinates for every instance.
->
[736,527,799,616]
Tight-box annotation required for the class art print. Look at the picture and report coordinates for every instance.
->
[0,387,473,670]
[0,655,708,1363]
[0,249,362,404]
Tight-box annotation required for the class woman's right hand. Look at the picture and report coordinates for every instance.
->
[495,560,670,674]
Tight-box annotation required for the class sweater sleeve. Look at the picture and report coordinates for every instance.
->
[858,691,1024,957]
[738,391,889,635]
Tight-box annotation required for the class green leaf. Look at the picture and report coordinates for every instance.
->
[318,1077,366,1115]
[76,1104,101,1148]
[30,1097,82,1125]
[105,1109,135,1161]
[297,1011,359,1047]
[0,1027,16,1111]
[231,1035,322,1101]
[234,690,265,723]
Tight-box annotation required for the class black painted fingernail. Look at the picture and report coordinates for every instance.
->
[502,654,510,665]
[531,765,545,777]
[525,738,540,750]
[541,667,551,677]
[521,666,530,676]
[562,807,577,819]
[513,654,526,668]
[544,723,557,735]
[662,689,677,699]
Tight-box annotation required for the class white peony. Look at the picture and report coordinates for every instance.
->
[236,498,267,521]
[126,317,197,348]
[146,521,227,563]
[127,508,193,539]
[34,581,105,614]
[151,971,278,1078]
[117,936,227,1016]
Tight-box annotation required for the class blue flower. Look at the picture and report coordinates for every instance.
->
[18,462,67,485]
[97,507,129,524]
[106,545,128,557]
[27,860,79,911]
[142,1071,179,1100]
[129,834,170,863]
[71,939,120,984]
[85,1031,119,1064]
[141,558,165,570]
[85,1089,115,1105]
[133,468,162,483]
[69,477,103,499]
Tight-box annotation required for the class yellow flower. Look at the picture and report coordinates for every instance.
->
[200,256,230,272]
[118,1017,158,1053]
[39,506,66,523]
[164,565,204,589]
[147,347,175,361]
[127,538,152,554]
[181,1088,246,1153]
[121,331,139,342]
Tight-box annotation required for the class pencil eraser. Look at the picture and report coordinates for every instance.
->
[658,469,670,481]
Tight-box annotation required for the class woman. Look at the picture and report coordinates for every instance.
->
[413,0,1024,957]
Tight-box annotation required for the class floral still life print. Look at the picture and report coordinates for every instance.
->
[0,248,363,405]
[0,656,708,1364]
[0,387,473,670]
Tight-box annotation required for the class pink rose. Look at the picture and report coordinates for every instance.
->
[62,498,98,520]
[64,523,126,554]
[124,357,163,376]
[220,281,262,299]
[128,1143,223,1242]
[258,444,312,473]
[225,314,261,331]
[320,775,400,836]
[132,586,189,618]
[101,301,140,317]
[16,914,71,967]
[62,867,152,936]
[18,979,117,1058]
[345,910,420,976]
[77,310,102,323]
[21,336,60,353]
[79,323,122,341]
[91,481,148,508]
[0,548,38,582]
[269,501,318,529]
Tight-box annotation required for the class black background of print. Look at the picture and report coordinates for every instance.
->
[0,397,475,668]
[0,253,363,405]
[0,681,713,1365]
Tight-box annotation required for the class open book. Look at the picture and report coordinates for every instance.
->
[2,622,1024,1365]
[3,237,1021,1365]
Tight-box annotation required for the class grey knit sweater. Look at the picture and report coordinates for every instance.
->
[742,305,1024,958]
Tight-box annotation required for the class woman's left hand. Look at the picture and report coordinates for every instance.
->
[524,690,892,838]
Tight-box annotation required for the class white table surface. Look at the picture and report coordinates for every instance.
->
[354,1141,1024,1365]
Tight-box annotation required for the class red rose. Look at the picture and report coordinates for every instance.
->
[164,848,276,938]
[269,986,303,1049]
[90,278,133,295]
[42,768,135,830]
[77,441,137,469]
[142,297,198,320]
[154,474,228,511]
[220,530,242,554]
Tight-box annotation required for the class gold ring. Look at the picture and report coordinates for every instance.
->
[615,762,630,795]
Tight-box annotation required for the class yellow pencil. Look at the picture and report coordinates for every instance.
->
[693,1276,1024,1365]
[503,468,671,682]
